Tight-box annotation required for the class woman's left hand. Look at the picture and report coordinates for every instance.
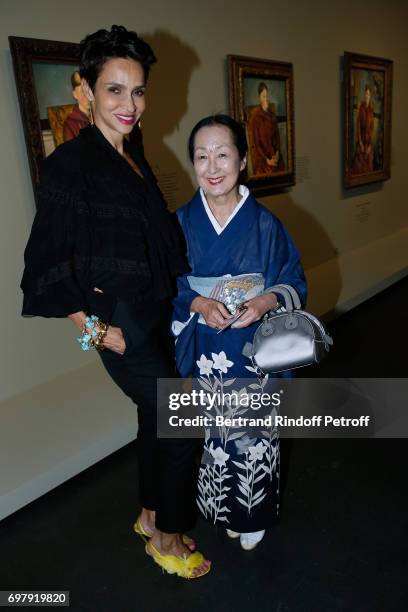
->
[232,293,278,328]
[90,287,126,355]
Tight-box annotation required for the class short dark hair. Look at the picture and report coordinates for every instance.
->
[188,114,247,162]
[258,81,268,96]
[79,25,157,91]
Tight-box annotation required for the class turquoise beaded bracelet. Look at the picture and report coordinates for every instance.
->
[77,315,101,351]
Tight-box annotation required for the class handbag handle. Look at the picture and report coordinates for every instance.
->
[265,285,332,348]
[264,284,295,311]
[272,284,302,309]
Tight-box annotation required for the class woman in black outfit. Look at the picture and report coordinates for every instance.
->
[21,25,210,579]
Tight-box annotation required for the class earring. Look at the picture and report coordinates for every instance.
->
[89,101,94,126]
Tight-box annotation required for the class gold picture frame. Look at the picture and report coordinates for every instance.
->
[9,35,81,198]
[228,54,295,195]
[343,51,393,188]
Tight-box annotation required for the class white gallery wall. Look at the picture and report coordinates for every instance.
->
[0,0,407,517]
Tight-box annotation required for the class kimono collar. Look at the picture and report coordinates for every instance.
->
[199,185,250,235]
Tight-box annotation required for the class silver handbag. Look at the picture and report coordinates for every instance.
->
[250,284,333,374]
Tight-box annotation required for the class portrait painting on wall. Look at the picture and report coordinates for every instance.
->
[34,63,91,153]
[9,36,86,196]
[228,55,295,194]
[344,52,393,188]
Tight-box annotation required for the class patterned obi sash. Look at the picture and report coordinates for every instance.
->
[187,273,265,315]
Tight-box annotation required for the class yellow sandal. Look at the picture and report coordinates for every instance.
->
[133,517,196,551]
[145,542,211,579]
[133,517,151,542]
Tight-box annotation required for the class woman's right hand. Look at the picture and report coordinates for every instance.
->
[191,296,230,329]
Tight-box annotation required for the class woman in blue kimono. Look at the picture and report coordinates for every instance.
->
[172,115,306,550]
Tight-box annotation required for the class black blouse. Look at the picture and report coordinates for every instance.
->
[21,125,189,321]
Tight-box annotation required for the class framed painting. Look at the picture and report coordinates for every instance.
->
[9,36,87,195]
[228,54,295,195]
[343,51,393,188]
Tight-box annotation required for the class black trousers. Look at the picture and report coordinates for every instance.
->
[99,299,198,533]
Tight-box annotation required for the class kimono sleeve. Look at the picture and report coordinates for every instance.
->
[171,205,199,336]
[265,218,307,307]
[170,205,200,376]
[171,272,201,377]
[171,273,200,337]
[20,154,88,318]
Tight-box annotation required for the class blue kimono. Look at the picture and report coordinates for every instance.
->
[173,188,306,531]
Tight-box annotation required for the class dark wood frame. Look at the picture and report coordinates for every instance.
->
[228,54,295,195]
[9,35,80,193]
[343,51,393,188]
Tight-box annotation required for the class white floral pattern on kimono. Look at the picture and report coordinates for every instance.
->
[196,352,280,529]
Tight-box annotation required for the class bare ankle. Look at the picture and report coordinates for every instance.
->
[152,531,184,553]
[140,508,156,529]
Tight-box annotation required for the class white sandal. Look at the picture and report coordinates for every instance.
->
[240,530,265,551]
[226,529,240,539]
